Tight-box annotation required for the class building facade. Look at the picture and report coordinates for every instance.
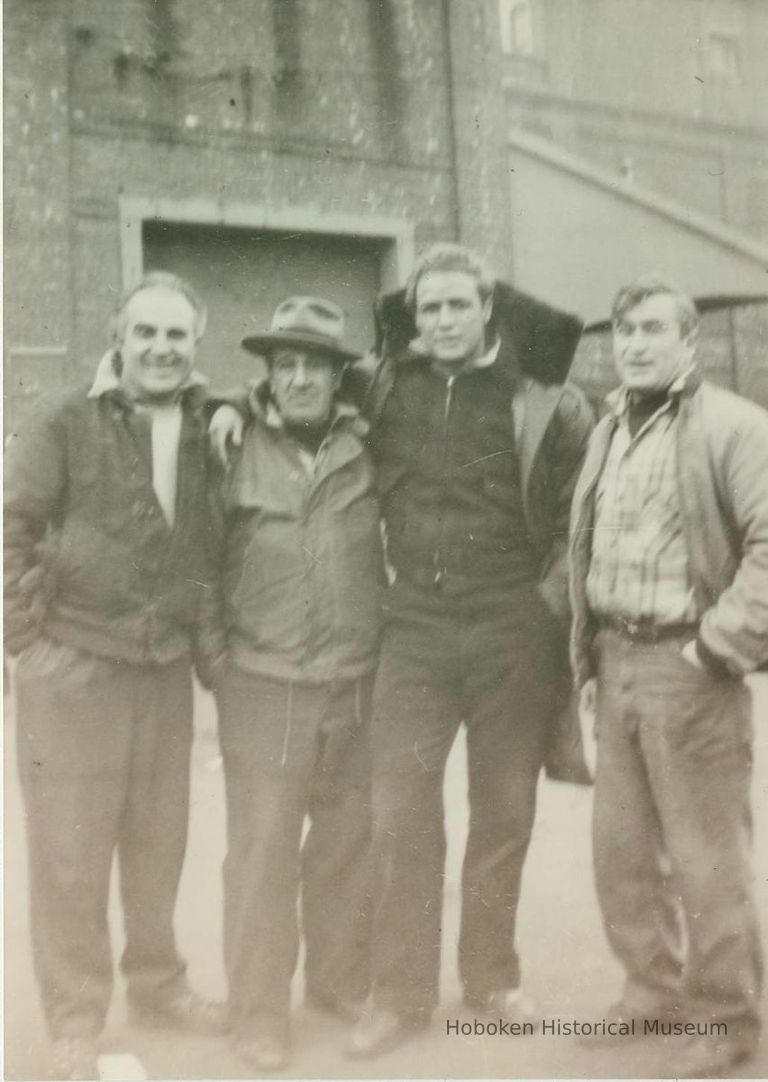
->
[501,0,768,239]
[5,0,767,425]
[498,0,768,406]
[5,0,513,427]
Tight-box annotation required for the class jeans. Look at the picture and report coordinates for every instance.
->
[593,629,762,1034]
[15,639,193,1038]
[368,580,560,1016]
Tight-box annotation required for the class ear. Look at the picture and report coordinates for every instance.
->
[333,363,347,389]
[482,295,493,325]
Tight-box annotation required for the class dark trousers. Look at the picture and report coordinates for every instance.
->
[215,665,373,1039]
[368,582,560,1016]
[14,639,193,1038]
[593,630,762,1033]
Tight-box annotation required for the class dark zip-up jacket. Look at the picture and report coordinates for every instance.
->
[362,346,594,621]
[4,382,216,665]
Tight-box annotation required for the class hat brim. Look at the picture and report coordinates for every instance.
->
[241,329,360,364]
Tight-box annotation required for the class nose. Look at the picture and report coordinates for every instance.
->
[291,358,311,386]
[150,332,174,356]
[436,302,454,329]
[625,328,648,355]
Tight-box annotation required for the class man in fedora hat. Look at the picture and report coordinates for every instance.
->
[203,296,383,1071]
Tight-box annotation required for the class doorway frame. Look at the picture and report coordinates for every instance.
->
[119,195,415,294]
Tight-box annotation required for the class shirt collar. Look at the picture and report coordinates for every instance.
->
[87,349,208,403]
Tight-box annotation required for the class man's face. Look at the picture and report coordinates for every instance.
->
[612,293,696,394]
[414,270,492,368]
[118,287,198,401]
[269,347,340,427]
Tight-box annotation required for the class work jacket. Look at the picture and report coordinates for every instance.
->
[352,282,594,783]
[569,375,768,688]
[361,349,593,622]
[4,381,216,665]
[218,389,383,685]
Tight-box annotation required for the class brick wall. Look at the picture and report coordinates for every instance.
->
[10,0,510,380]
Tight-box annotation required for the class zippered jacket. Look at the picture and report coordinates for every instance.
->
[216,388,383,684]
[569,376,768,687]
[359,347,594,622]
[4,383,216,664]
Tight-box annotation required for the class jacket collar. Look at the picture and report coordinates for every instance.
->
[404,336,501,373]
[605,365,702,419]
[87,349,208,406]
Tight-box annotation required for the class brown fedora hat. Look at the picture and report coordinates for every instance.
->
[241,296,360,363]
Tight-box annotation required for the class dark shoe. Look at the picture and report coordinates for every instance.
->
[466,987,537,1031]
[577,999,677,1047]
[346,1007,428,1059]
[129,990,228,1035]
[232,1032,289,1073]
[306,990,368,1024]
[51,1036,99,1081]
[668,1033,757,1078]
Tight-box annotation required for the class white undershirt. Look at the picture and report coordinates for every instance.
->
[148,403,183,528]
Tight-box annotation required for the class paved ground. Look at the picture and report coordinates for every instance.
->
[5,676,768,1080]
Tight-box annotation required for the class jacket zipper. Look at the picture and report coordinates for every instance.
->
[433,375,456,586]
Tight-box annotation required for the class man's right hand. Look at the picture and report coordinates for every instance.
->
[209,405,244,467]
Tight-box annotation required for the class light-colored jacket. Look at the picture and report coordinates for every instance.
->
[569,375,768,688]
[218,389,383,685]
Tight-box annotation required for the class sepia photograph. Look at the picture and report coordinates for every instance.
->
[4,1,768,1079]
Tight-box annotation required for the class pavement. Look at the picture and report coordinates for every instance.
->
[4,675,768,1080]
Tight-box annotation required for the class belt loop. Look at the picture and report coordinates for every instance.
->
[281,682,294,768]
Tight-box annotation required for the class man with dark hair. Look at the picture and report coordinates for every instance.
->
[4,272,225,1080]
[347,243,593,1055]
[570,276,768,1078]
[206,297,382,1072]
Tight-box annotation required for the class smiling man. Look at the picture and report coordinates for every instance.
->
[4,272,225,1080]
[570,276,768,1078]
[204,297,382,1072]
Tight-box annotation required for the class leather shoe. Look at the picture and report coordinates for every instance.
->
[668,1033,757,1078]
[346,1007,428,1059]
[129,990,229,1035]
[306,990,368,1024]
[466,987,537,1030]
[51,1036,99,1081]
[232,1032,289,1073]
